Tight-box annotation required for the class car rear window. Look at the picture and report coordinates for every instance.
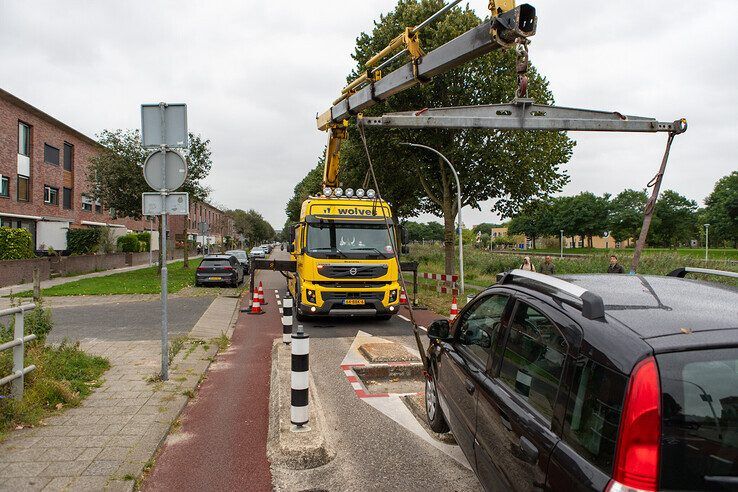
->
[563,357,626,474]
[658,348,738,490]
[201,259,231,267]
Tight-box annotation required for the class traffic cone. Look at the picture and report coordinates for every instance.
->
[399,289,408,305]
[249,288,264,315]
[258,281,268,305]
[449,295,459,321]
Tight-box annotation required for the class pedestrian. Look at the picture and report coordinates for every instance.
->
[540,255,555,275]
[607,255,625,274]
[520,256,536,272]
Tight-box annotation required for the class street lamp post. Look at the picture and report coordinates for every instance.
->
[705,223,710,261]
[401,143,464,293]
[560,229,564,259]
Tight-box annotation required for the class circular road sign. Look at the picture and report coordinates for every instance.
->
[143,150,187,191]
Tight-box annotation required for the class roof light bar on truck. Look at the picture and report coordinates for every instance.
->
[498,269,605,320]
[667,267,738,279]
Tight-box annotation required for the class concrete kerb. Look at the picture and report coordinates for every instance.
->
[268,340,334,470]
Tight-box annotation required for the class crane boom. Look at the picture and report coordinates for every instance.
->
[318,2,537,187]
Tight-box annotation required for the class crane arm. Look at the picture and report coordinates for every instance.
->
[318,1,537,187]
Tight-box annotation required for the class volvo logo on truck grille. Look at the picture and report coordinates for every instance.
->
[349,268,358,276]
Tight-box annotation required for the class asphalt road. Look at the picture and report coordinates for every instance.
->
[48,296,215,343]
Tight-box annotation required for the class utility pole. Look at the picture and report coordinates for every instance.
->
[560,230,564,259]
[705,223,710,261]
[402,142,464,293]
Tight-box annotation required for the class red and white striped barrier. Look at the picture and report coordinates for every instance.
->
[420,272,459,282]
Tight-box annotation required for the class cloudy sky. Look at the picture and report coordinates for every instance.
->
[1,1,735,228]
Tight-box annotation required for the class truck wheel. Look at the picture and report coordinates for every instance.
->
[296,309,308,322]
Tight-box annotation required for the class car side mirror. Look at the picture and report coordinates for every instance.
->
[289,225,296,243]
[401,245,410,255]
[427,319,451,341]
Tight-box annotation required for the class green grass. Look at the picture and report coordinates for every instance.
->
[12,260,196,297]
[405,244,738,315]
[0,341,109,439]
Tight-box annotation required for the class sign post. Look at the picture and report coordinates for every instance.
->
[141,102,188,381]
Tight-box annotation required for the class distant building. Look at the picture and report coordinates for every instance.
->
[168,202,236,248]
[488,224,631,250]
[0,88,148,251]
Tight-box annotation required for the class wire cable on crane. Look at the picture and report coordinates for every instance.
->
[357,121,429,369]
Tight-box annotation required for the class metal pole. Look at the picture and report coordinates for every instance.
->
[560,230,564,259]
[401,143,464,293]
[12,311,24,399]
[159,103,169,381]
[705,224,710,261]
[149,216,153,266]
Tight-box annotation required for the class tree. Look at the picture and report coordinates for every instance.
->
[702,171,738,247]
[229,209,275,246]
[337,0,574,274]
[507,201,546,249]
[650,190,698,247]
[609,189,649,244]
[472,222,502,236]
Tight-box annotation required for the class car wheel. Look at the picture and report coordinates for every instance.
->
[426,369,449,433]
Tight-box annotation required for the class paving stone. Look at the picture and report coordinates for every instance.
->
[81,460,122,476]
[65,475,108,490]
[75,448,102,462]
[40,476,74,491]
[42,447,84,461]
[106,479,135,492]
[0,446,49,463]
[33,437,81,449]
[38,460,90,477]
[0,477,52,491]
[1,461,50,477]
[66,424,109,437]
[105,435,141,449]
[115,424,149,437]
[72,435,112,448]
[33,426,69,437]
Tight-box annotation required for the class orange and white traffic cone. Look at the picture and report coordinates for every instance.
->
[258,281,268,305]
[449,295,459,321]
[399,289,408,305]
[249,288,264,315]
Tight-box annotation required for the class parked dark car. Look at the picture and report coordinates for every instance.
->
[195,254,244,287]
[225,249,250,274]
[425,267,738,492]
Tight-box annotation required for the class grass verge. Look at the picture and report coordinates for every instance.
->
[1,300,109,439]
[11,260,196,297]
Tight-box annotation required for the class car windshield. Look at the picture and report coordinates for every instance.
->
[306,221,395,258]
[250,248,262,254]
[226,251,247,260]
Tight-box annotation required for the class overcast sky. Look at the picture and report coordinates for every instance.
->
[1,1,735,228]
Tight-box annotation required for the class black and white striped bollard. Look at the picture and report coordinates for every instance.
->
[282,295,293,345]
[290,324,309,430]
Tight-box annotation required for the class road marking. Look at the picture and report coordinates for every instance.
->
[398,314,410,322]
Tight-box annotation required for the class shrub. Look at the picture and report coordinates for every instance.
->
[67,228,103,255]
[0,227,34,260]
[117,234,141,252]
[136,232,151,251]
[97,227,115,254]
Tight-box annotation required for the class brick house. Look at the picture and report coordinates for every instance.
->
[0,88,148,251]
[169,201,237,250]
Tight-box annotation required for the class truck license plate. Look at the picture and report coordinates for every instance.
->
[209,276,222,281]
[344,299,365,305]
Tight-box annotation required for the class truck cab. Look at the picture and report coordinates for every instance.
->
[288,188,407,321]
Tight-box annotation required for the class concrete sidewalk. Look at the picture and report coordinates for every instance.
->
[0,291,237,491]
[0,257,202,297]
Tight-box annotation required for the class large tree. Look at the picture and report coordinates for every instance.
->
[702,171,738,247]
[609,189,649,244]
[87,129,212,268]
[650,190,698,247]
[507,201,546,249]
[337,0,574,273]
[229,209,275,246]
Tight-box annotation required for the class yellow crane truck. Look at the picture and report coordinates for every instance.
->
[287,188,407,321]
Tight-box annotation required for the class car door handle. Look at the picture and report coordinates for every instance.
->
[519,436,539,464]
[464,379,475,395]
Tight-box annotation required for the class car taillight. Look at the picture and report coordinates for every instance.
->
[223,266,233,271]
[608,356,661,492]
[197,267,206,271]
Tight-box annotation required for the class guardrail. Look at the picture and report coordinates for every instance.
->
[0,303,37,400]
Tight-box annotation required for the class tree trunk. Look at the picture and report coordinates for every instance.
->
[182,216,189,269]
[443,200,455,275]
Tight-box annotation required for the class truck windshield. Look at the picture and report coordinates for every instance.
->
[306,222,395,258]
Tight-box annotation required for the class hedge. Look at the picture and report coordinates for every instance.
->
[0,227,34,260]
[117,234,141,252]
[67,228,103,255]
[135,232,151,251]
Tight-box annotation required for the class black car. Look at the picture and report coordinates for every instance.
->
[425,267,738,492]
[225,249,250,274]
[195,254,244,287]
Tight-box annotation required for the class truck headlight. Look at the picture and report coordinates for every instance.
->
[305,289,316,304]
[389,289,398,303]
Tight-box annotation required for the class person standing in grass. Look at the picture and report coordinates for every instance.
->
[521,256,536,272]
[540,256,555,275]
[608,255,625,274]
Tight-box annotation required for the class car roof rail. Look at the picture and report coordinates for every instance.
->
[498,269,606,320]
[667,267,738,279]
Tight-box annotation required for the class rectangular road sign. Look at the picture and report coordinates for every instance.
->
[142,192,189,216]
[141,103,188,148]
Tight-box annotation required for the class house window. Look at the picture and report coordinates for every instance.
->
[44,144,60,166]
[17,176,29,201]
[18,122,30,156]
[82,196,93,211]
[63,187,72,209]
[44,185,59,205]
[63,143,74,171]
[0,175,8,198]
[95,200,102,213]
